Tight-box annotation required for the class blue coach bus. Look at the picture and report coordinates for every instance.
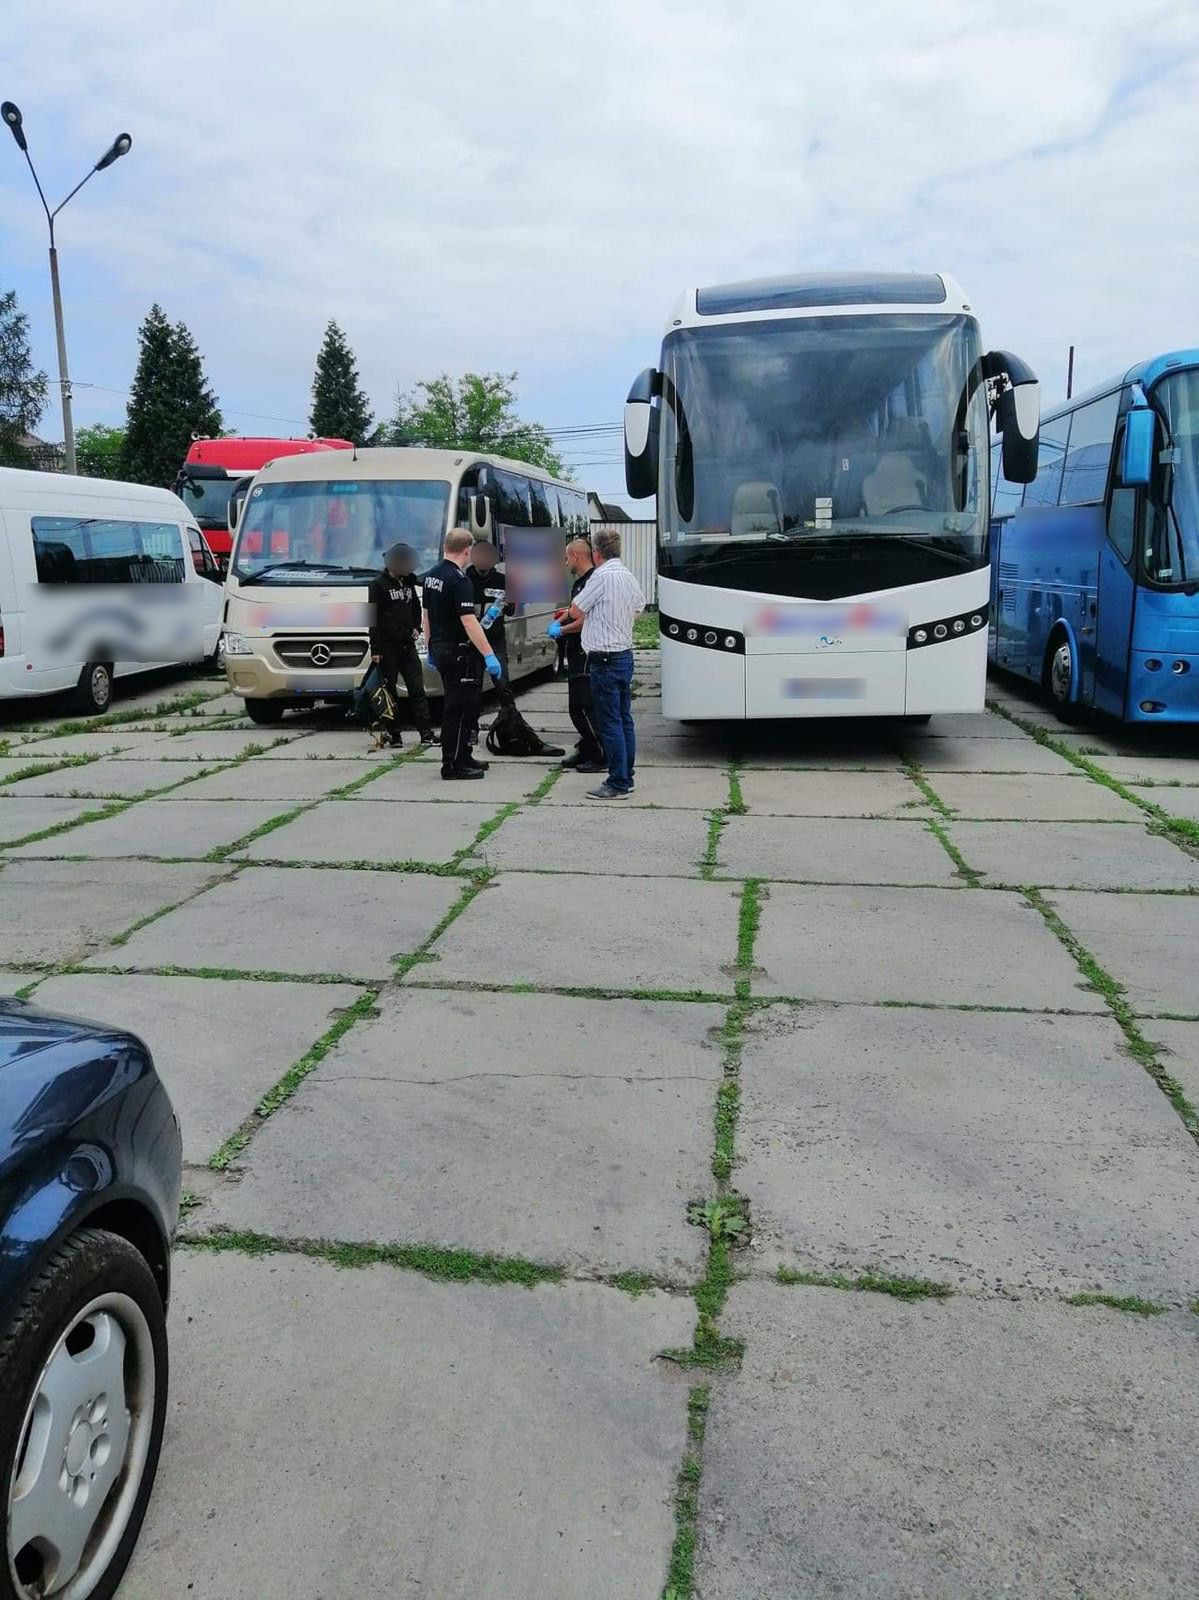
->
[989,349,1199,723]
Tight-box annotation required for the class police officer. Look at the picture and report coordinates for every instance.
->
[557,537,605,771]
[368,543,435,748]
[422,527,503,779]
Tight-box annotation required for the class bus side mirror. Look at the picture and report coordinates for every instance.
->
[985,350,1040,484]
[624,367,660,499]
[470,492,492,537]
[1120,406,1155,487]
[228,485,248,534]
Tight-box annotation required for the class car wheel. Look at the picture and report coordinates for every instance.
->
[2,1228,168,1600]
[74,663,113,716]
[1045,634,1082,724]
[243,698,287,725]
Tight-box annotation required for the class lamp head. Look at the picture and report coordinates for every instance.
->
[94,132,132,171]
[1,101,27,153]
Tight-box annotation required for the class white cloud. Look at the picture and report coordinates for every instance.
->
[2,0,1196,491]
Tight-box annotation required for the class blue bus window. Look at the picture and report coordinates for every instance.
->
[1107,484,1137,562]
[1059,392,1120,506]
[1023,412,1070,508]
[990,440,1024,517]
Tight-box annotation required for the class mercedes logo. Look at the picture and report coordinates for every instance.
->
[309,642,332,667]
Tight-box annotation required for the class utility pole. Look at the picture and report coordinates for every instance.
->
[2,101,132,475]
[1066,345,1075,401]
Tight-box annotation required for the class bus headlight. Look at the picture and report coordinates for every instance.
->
[223,631,251,655]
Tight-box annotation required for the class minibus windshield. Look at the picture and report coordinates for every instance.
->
[232,479,450,585]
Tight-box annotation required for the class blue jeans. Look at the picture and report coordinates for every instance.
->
[588,650,635,792]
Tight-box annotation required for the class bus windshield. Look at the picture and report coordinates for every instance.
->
[658,313,988,590]
[178,473,236,530]
[232,479,450,585]
[1145,369,1199,587]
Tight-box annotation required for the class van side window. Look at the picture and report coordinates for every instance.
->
[32,517,186,584]
[1058,391,1120,507]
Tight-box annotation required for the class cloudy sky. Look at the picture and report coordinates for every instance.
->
[3,0,1197,501]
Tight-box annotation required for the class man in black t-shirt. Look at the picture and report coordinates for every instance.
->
[367,544,434,747]
[557,537,604,771]
[423,527,504,779]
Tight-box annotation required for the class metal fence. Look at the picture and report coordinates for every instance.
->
[590,520,657,605]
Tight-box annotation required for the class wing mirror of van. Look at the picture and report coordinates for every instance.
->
[228,481,250,535]
[469,492,492,537]
[1120,405,1155,487]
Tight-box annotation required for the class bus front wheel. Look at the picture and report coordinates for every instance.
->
[244,698,287,726]
[1045,634,1083,724]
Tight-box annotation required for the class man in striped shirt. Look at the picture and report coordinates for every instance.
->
[550,528,645,798]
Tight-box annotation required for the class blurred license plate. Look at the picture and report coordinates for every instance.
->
[783,678,867,700]
[750,603,905,639]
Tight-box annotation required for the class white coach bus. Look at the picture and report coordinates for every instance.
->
[623,271,1041,720]
[221,448,587,723]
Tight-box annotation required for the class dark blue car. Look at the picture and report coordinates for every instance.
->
[0,999,181,1600]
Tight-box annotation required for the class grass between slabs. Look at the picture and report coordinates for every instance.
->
[633,612,661,650]
[776,1265,952,1301]
[987,701,1199,852]
[657,879,760,1598]
[208,990,380,1169]
[1065,1291,1167,1316]
[1025,887,1199,1144]
[179,1227,564,1289]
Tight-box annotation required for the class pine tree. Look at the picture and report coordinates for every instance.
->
[309,320,373,442]
[120,304,222,486]
[0,288,49,467]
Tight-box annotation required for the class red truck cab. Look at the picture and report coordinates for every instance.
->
[174,437,352,569]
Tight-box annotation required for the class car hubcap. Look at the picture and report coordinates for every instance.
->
[1051,642,1072,703]
[90,669,110,708]
[8,1294,155,1599]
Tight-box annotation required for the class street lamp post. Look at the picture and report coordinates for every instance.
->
[1,101,131,475]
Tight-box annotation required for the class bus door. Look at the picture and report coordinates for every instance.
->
[1093,475,1139,717]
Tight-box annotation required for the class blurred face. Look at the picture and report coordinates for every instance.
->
[472,545,497,573]
[386,552,413,578]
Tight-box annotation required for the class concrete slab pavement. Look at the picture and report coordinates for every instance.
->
[752,883,1105,1008]
[7,799,288,860]
[695,1283,1199,1599]
[87,864,464,980]
[949,819,1199,889]
[1044,890,1199,1015]
[240,797,496,866]
[199,989,724,1276]
[1,859,233,964]
[0,797,105,844]
[475,806,712,877]
[735,769,926,817]
[905,737,1078,773]
[718,816,960,884]
[1143,1019,1199,1107]
[929,772,1144,820]
[122,1252,694,1600]
[738,1004,1199,1298]
[424,872,742,993]
[1,758,210,798]
[33,972,364,1163]
[544,766,731,809]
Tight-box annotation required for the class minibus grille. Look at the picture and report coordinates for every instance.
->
[274,636,368,670]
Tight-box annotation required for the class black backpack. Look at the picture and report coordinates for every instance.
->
[485,703,565,757]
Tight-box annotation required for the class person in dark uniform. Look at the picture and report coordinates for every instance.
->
[557,536,605,771]
[367,543,435,748]
[422,527,503,780]
[467,540,518,722]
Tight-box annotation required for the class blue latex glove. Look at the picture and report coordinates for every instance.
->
[484,653,503,679]
[482,604,503,628]
[546,620,563,640]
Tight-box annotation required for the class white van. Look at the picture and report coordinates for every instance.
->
[0,467,224,713]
